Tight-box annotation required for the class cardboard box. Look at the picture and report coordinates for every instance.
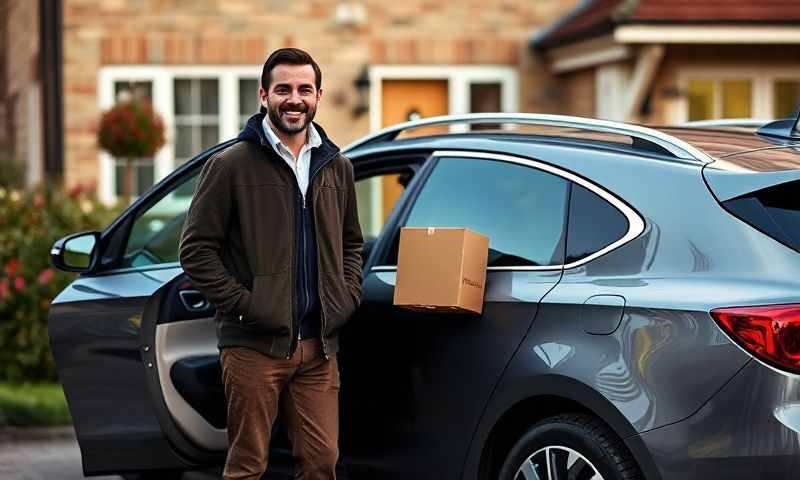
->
[393,227,489,314]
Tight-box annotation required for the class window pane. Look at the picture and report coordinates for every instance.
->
[239,79,260,116]
[201,125,219,150]
[688,80,714,121]
[174,79,193,115]
[721,80,752,118]
[356,171,414,238]
[402,157,569,267]
[175,125,193,159]
[124,169,199,267]
[566,183,629,264]
[470,83,502,131]
[114,80,152,104]
[114,160,153,197]
[200,79,219,114]
[114,163,124,197]
[774,80,800,119]
[136,163,154,195]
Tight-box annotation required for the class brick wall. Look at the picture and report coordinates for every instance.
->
[560,68,595,118]
[2,0,40,179]
[62,0,579,189]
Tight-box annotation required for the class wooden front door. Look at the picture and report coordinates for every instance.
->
[379,80,449,222]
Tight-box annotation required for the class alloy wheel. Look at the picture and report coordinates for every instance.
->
[514,445,604,480]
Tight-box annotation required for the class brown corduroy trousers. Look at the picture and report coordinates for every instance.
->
[220,338,340,480]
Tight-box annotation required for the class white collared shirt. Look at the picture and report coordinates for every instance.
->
[262,116,322,206]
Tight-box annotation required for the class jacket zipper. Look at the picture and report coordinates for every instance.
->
[278,148,337,359]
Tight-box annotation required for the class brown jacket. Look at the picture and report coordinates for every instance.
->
[179,114,363,359]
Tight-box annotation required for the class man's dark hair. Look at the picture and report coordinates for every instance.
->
[260,48,322,113]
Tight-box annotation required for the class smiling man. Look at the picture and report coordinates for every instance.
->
[179,48,364,480]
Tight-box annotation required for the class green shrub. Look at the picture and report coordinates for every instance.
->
[0,382,72,426]
[0,183,122,382]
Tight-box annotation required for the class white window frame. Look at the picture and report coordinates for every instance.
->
[98,65,262,205]
[676,67,800,124]
[364,65,519,235]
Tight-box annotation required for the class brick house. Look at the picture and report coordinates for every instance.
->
[532,0,800,124]
[2,0,584,236]
[4,0,800,236]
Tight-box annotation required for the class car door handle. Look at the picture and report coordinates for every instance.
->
[179,289,209,311]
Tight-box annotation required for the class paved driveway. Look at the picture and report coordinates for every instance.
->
[0,428,227,480]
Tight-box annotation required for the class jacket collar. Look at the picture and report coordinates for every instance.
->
[238,112,340,168]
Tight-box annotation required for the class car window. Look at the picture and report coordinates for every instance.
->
[356,169,414,241]
[566,182,629,264]
[387,156,569,267]
[122,170,199,268]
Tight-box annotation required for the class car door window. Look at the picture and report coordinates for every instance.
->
[356,169,414,240]
[122,170,200,268]
[388,156,569,267]
[566,182,630,264]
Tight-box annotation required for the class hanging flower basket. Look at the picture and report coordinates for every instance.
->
[97,101,166,204]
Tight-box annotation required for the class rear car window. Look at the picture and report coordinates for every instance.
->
[724,180,800,253]
[566,183,629,264]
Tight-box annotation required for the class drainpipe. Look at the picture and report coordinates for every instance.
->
[40,0,64,184]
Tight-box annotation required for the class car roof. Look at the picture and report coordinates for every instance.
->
[343,114,800,173]
[657,127,800,171]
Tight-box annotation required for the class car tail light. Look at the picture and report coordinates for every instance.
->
[711,304,800,374]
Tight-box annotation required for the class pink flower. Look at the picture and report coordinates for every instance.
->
[37,268,54,285]
[13,276,25,292]
[4,258,20,277]
[0,278,8,300]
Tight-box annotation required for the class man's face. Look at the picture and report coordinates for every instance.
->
[260,64,322,136]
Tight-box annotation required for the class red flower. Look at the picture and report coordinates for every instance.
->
[4,258,20,277]
[13,276,25,292]
[0,278,8,300]
[68,183,84,198]
[33,193,45,208]
[37,268,54,285]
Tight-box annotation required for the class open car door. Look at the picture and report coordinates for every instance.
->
[135,147,427,477]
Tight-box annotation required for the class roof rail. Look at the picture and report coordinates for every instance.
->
[343,113,714,163]
[680,118,771,129]
[757,106,800,140]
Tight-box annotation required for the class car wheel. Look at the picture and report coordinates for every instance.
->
[498,413,643,480]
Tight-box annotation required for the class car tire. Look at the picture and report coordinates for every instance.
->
[498,413,643,480]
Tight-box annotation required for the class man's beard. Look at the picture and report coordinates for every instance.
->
[267,99,317,135]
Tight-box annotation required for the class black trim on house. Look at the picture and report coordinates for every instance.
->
[40,0,64,182]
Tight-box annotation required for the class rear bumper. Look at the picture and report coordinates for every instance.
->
[637,359,800,479]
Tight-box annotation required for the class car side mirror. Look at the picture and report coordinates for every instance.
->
[51,230,102,273]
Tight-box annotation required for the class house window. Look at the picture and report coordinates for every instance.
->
[239,78,260,128]
[687,78,752,121]
[469,82,502,130]
[174,78,220,166]
[774,80,800,119]
[99,67,265,205]
[681,70,800,123]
